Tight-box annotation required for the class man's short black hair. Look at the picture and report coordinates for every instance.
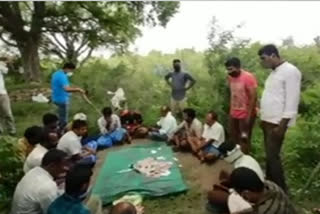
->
[161,106,171,113]
[258,44,280,57]
[230,167,264,193]
[41,129,58,148]
[173,59,181,63]
[24,126,43,145]
[72,120,88,130]
[183,108,196,120]
[208,111,218,121]
[225,57,241,68]
[63,62,76,69]
[41,149,67,167]
[218,142,236,155]
[110,202,137,214]
[65,164,93,196]
[42,113,59,126]
[102,107,113,117]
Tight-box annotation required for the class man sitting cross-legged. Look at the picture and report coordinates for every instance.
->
[149,106,177,142]
[42,113,62,138]
[206,142,265,213]
[120,110,149,139]
[17,126,43,160]
[96,107,131,148]
[171,108,202,151]
[189,111,225,162]
[57,120,97,166]
[228,167,297,214]
[23,129,60,173]
[11,149,69,214]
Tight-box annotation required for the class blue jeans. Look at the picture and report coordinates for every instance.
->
[54,102,68,129]
[202,144,221,157]
[96,128,128,148]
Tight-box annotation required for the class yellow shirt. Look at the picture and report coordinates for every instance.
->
[17,138,35,160]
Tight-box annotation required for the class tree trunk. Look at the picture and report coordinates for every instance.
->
[18,37,41,82]
[66,51,78,65]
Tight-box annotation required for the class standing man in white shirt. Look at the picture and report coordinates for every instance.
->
[0,58,16,135]
[11,149,69,214]
[258,44,302,193]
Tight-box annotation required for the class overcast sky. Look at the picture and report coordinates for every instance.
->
[119,1,320,56]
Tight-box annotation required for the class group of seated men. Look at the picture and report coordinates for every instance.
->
[149,106,297,213]
[149,106,225,163]
[12,106,146,214]
[11,105,297,214]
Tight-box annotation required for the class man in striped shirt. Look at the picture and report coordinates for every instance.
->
[229,167,297,214]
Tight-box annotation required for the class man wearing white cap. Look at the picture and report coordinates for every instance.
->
[206,142,264,214]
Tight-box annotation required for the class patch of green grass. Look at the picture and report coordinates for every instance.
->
[12,102,53,136]
[144,188,205,214]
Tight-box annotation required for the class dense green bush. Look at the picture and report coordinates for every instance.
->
[0,136,23,211]
[1,41,320,212]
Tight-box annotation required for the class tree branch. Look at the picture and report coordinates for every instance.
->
[0,3,26,38]
[11,2,24,25]
[31,2,45,36]
[78,45,91,56]
[0,32,18,47]
[41,43,65,60]
[22,2,32,12]
[49,33,67,52]
[75,36,89,53]
[79,47,93,66]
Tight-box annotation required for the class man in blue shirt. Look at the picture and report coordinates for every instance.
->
[47,164,95,214]
[51,63,85,129]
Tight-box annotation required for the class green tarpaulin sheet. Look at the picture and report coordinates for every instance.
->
[92,142,188,205]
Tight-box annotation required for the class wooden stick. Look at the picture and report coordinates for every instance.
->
[81,94,102,116]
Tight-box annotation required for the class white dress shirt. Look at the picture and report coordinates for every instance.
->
[57,131,82,156]
[234,154,265,182]
[260,61,301,126]
[97,114,121,135]
[174,118,203,138]
[202,122,225,147]
[156,112,177,138]
[23,144,48,173]
[10,167,59,214]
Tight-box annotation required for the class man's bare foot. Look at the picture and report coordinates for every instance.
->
[196,151,205,161]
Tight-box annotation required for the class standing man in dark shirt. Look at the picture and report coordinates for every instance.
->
[165,59,196,118]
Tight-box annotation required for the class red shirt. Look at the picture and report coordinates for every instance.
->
[228,70,258,119]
